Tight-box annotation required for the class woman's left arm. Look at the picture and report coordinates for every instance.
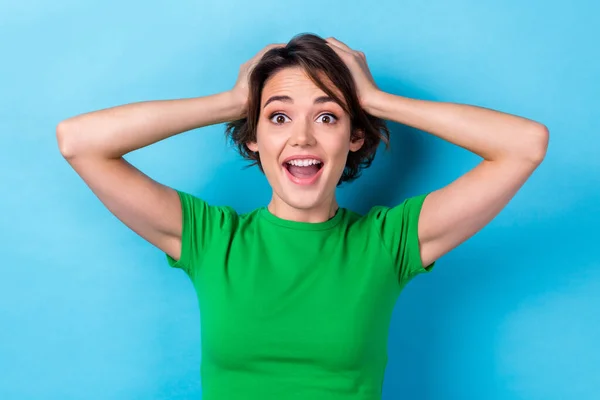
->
[365,92,549,267]
[327,37,550,267]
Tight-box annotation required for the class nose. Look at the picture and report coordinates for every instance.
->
[289,120,316,147]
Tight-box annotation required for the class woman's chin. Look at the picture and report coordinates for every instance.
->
[266,166,339,212]
[275,184,333,214]
[280,191,324,210]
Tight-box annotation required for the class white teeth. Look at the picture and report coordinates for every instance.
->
[286,158,322,167]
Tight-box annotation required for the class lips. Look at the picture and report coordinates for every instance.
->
[283,164,324,185]
[281,155,325,186]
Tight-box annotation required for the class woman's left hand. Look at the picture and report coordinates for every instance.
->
[326,37,381,113]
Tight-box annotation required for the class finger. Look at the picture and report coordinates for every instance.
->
[326,37,353,52]
[247,43,285,67]
[326,42,352,57]
[263,43,285,54]
[327,37,368,63]
[256,43,285,59]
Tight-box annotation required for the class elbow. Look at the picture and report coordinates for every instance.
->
[56,120,78,160]
[525,123,549,165]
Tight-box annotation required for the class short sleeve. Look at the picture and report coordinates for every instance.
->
[166,190,234,277]
[370,193,435,287]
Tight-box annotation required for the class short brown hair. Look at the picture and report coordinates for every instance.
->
[225,33,389,185]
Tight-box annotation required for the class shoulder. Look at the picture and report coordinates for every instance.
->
[175,190,240,231]
[345,193,430,228]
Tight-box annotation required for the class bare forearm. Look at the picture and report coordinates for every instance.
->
[366,91,549,163]
[57,91,243,159]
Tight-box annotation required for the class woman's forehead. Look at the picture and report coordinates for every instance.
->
[261,67,345,107]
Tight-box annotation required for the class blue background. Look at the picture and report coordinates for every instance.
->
[1,0,598,399]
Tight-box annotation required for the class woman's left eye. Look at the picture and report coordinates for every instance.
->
[316,113,338,124]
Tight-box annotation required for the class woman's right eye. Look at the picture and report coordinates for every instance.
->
[269,113,290,125]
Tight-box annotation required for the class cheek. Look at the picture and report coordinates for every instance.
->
[323,132,352,156]
[256,132,286,162]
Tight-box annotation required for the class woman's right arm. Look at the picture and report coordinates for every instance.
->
[56,90,245,261]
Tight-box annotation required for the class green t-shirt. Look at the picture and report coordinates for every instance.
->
[166,190,435,400]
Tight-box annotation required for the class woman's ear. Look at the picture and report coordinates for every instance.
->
[349,129,365,152]
[247,141,258,152]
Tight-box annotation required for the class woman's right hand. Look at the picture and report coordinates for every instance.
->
[230,43,285,117]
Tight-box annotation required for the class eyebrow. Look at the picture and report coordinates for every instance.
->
[262,95,338,109]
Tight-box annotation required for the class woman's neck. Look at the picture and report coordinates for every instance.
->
[267,193,339,223]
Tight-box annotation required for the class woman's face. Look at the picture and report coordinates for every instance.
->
[247,66,364,212]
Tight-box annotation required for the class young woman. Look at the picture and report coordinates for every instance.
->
[56,34,548,399]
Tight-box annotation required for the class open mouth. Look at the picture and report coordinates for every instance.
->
[282,158,324,185]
